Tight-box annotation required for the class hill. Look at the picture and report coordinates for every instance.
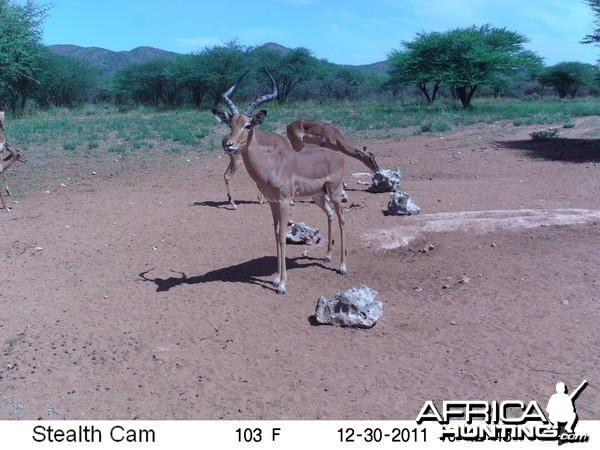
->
[48,43,388,76]
[351,60,389,75]
[258,42,389,74]
[48,45,180,75]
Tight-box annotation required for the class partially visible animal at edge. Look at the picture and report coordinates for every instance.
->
[0,146,27,211]
[0,111,27,211]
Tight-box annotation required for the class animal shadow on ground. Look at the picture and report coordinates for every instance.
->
[497,138,600,163]
[139,255,335,294]
[192,200,257,209]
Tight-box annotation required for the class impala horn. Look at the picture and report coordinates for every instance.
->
[244,69,278,116]
[221,71,249,115]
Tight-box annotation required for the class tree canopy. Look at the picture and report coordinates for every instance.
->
[111,41,325,108]
[387,25,544,107]
[538,61,599,98]
[582,0,600,46]
[1,0,598,112]
[0,0,50,110]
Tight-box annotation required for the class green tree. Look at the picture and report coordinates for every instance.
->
[250,46,318,103]
[0,0,50,111]
[538,62,598,98]
[289,61,380,101]
[113,59,175,106]
[32,48,98,108]
[327,66,366,99]
[387,31,446,103]
[387,25,543,108]
[193,41,248,107]
[582,0,600,45]
[118,40,250,108]
[166,54,209,106]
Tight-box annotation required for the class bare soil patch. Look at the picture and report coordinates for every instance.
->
[1,119,599,420]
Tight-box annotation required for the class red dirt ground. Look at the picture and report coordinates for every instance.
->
[1,117,599,420]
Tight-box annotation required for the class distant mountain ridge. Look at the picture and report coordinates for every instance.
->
[48,43,388,75]
[48,45,179,75]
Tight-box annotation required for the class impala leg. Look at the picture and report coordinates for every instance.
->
[269,202,282,289]
[329,186,347,275]
[1,172,9,196]
[313,190,334,263]
[276,201,290,294]
[224,153,243,209]
[335,202,347,275]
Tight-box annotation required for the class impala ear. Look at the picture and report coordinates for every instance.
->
[212,109,232,124]
[252,110,267,126]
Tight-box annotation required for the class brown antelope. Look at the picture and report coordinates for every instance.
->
[286,119,379,172]
[221,127,293,209]
[0,111,26,210]
[212,70,347,294]
[0,146,26,211]
[217,75,294,209]
[1,110,7,157]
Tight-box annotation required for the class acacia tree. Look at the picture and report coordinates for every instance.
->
[166,54,208,106]
[31,47,98,108]
[582,0,600,46]
[388,25,543,108]
[113,59,175,106]
[0,0,50,111]
[387,31,446,103]
[250,46,318,103]
[538,62,598,98]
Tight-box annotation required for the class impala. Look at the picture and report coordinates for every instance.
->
[1,110,7,157]
[213,71,347,294]
[0,146,26,211]
[286,119,379,172]
[217,78,294,209]
[0,111,26,210]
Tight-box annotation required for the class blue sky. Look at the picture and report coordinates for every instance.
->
[22,0,600,66]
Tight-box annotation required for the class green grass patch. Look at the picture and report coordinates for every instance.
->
[62,141,78,151]
[420,115,452,133]
[2,98,598,161]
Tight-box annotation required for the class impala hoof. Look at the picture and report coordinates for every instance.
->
[324,255,332,263]
[277,287,286,295]
[339,264,347,276]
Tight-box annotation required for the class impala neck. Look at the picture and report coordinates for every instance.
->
[240,127,270,184]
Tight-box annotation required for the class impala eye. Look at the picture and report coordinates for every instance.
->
[244,124,251,130]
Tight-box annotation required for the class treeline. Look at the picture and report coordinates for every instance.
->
[110,41,383,109]
[1,0,599,114]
